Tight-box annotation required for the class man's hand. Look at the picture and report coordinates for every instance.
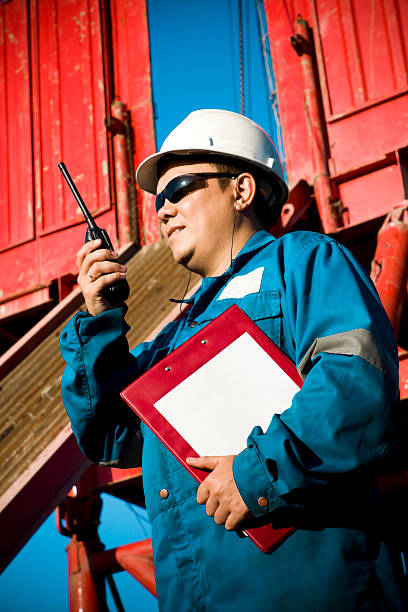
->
[186,455,251,530]
[76,239,127,316]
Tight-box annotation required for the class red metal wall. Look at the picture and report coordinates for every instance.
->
[265,0,408,400]
[0,0,157,322]
[110,0,159,245]
[265,0,408,231]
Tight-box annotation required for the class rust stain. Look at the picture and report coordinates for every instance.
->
[72,11,88,44]
[6,31,18,45]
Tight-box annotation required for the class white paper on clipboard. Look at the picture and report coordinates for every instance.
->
[154,332,300,457]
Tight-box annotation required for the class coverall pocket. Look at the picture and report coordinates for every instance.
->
[238,289,283,348]
[195,289,283,347]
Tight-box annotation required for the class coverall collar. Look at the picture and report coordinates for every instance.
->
[205,229,275,282]
[171,231,275,305]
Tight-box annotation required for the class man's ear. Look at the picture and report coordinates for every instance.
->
[234,173,257,211]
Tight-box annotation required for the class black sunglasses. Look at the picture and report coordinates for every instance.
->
[155,172,237,213]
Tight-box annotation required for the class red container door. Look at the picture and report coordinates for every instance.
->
[0,0,156,322]
[264,0,408,231]
[313,0,408,228]
[0,0,39,311]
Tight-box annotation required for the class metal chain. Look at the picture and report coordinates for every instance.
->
[238,0,245,115]
[255,0,286,166]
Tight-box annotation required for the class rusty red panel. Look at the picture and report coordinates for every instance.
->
[0,0,35,251]
[327,95,408,176]
[315,0,408,118]
[1,0,157,319]
[313,0,408,179]
[311,0,408,217]
[0,0,143,317]
[339,164,405,228]
[110,0,159,245]
[0,241,41,312]
[265,0,408,230]
[31,0,112,235]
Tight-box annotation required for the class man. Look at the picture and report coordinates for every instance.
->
[61,109,405,610]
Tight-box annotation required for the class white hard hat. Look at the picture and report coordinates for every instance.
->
[136,109,288,213]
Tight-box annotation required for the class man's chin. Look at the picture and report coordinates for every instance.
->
[170,246,193,268]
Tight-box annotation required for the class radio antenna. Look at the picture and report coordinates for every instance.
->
[58,162,97,229]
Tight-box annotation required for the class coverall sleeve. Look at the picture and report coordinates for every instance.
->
[60,305,174,467]
[233,235,400,521]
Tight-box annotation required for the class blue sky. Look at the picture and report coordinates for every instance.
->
[148,0,281,152]
[0,1,282,609]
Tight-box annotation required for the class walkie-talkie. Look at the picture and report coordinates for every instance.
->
[58,162,130,305]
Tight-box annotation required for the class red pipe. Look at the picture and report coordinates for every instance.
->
[91,539,156,597]
[293,17,341,234]
[111,97,132,246]
[370,203,408,337]
[67,538,107,612]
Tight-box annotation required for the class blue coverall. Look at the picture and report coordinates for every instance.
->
[61,230,406,611]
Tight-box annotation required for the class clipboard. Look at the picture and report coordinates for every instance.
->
[121,304,302,552]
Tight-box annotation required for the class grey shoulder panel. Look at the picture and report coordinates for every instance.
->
[297,328,388,380]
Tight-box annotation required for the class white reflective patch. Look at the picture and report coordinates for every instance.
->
[217,267,264,300]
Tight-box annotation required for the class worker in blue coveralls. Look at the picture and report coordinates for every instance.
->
[60,109,406,610]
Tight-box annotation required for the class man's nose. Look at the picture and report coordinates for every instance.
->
[158,199,178,221]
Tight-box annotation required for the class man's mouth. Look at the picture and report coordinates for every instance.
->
[167,226,184,238]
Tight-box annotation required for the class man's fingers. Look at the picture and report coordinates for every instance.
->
[205,497,219,517]
[76,239,102,268]
[225,513,241,531]
[80,249,119,277]
[87,261,126,281]
[196,481,210,505]
[85,271,127,292]
[77,243,119,277]
[213,506,230,525]
[74,239,125,316]
[186,455,219,471]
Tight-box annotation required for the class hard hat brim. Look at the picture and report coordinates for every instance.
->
[136,148,289,208]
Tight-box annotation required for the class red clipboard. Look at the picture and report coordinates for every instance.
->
[121,304,302,552]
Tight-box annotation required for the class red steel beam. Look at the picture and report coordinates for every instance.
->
[91,539,156,597]
[0,425,91,573]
